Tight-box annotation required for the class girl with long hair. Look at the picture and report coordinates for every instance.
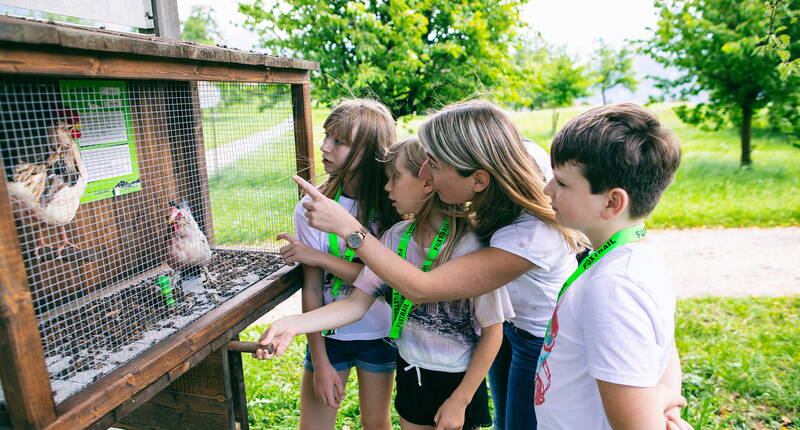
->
[285,99,400,430]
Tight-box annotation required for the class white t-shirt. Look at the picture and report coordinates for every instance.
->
[294,195,391,341]
[353,220,514,372]
[490,211,577,337]
[534,242,676,429]
[524,138,554,182]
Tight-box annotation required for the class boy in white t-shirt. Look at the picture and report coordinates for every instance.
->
[536,103,690,429]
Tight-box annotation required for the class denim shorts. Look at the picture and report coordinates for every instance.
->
[304,337,397,374]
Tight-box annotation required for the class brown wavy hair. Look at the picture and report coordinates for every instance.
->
[318,99,400,232]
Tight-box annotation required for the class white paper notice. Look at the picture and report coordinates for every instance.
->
[78,110,128,146]
[82,145,134,182]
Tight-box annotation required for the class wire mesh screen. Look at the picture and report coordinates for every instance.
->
[0,76,302,403]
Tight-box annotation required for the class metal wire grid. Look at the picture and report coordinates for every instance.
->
[0,77,300,403]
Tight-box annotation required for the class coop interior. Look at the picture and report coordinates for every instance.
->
[0,76,303,405]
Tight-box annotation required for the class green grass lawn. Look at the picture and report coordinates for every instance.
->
[240,297,800,430]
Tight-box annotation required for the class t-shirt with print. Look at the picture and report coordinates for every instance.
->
[490,211,577,337]
[294,195,391,341]
[353,220,514,372]
[533,242,676,429]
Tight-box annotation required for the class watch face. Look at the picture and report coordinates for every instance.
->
[347,233,364,249]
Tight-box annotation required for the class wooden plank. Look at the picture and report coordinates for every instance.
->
[0,160,57,428]
[46,265,302,430]
[152,0,181,40]
[116,349,234,429]
[0,47,313,83]
[167,81,213,237]
[291,81,316,185]
[0,16,319,71]
[227,337,250,430]
[189,81,215,244]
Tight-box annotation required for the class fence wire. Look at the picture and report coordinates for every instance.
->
[0,76,302,403]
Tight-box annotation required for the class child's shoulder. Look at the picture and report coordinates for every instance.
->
[580,242,674,310]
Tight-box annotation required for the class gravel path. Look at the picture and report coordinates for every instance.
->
[253,227,800,325]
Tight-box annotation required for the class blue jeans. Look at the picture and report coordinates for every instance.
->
[488,321,544,430]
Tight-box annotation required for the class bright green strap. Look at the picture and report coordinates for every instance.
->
[389,219,450,339]
[327,185,355,297]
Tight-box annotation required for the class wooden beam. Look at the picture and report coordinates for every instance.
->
[152,0,181,40]
[45,265,302,430]
[0,47,311,84]
[292,82,316,185]
[0,162,57,428]
[0,16,319,71]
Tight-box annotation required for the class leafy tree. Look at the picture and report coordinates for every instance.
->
[643,0,800,166]
[538,47,593,134]
[181,5,220,46]
[591,40,638,105]
[239,0,524,117]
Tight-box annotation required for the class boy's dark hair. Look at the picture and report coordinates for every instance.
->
[551,103,681,218]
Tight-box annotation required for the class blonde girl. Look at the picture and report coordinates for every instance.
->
[259,137,512,430]
[291,100,582,429]
[282,99,400,430]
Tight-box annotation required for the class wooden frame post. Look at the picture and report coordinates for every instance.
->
[292,80,315,185]
[0,167,57,429]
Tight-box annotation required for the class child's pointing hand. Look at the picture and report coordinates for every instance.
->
[293,175,364,238]
[277,233,326,267]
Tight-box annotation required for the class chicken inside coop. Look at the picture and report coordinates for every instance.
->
[6,112,88,260]
[166,201,215,287]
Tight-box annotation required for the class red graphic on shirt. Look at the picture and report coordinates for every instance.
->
[534,300,562,405]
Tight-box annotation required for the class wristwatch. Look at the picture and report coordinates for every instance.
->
[346,227,369,249]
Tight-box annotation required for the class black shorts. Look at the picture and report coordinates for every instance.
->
[394,356,492,429]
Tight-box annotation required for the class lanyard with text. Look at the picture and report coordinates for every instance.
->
[540,224,647,352]
[328,185,355,298]
[389,218,450,339]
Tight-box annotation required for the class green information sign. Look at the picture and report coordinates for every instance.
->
[60,80,141,203]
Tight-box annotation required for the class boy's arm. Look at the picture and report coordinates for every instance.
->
[278,233,363,283]
[597,381,664,430]
[434,322,503,430]
[658,344,691,429]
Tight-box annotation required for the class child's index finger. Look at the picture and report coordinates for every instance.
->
[292,175,325,200]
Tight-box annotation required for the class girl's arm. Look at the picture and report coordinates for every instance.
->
[293,176,534,303]
[278,233,363,283]
[434,322,503,430]
[257,287,377,358]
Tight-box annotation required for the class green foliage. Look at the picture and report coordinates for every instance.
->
[180,5,220,46]
[756,0,800,79]
[643,0,800,166]
[238,0,524,117]
[591,39,638,105]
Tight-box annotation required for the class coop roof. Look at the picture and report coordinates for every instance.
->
[0,15,319,71]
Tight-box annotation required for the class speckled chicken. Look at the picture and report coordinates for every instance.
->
[7,120,87,256]
[166,202,214,283]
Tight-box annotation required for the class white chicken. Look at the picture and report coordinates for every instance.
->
[165,201,214,284]
[7,120,87,256]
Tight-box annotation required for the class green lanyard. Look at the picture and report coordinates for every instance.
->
[389,218,450,339]
[537,224,646,372]
[329,185,356,297]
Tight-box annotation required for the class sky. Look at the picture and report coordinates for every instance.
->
[177,0,667,104]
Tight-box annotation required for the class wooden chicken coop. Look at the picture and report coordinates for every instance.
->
[0,16,318,429]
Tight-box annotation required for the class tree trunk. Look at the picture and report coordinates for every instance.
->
[551,108,560,136]
[740,102,753,166]
[601,88,607,105]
